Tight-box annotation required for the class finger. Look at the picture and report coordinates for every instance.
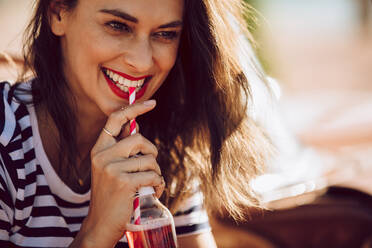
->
[93,134,158,165]
[154,177,165,199]
[110,154,161,175]
[118,122,140,140]
[125,171,163,190]
[92,100,156,155]
[110,133,158,159]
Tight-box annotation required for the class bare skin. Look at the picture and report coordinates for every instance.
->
[41,0,217,246]
[38,96,217,248]
[53,100,164,248]
[36,103,104,193]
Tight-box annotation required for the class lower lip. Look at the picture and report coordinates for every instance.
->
[103,72,148,100]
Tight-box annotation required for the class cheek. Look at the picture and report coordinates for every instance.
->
[155,44,179,73]
[69,26,121,70]
[82,36,117,67]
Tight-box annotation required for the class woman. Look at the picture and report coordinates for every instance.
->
[0,0,272,247]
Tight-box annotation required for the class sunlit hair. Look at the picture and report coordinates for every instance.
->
[18,0,273,221]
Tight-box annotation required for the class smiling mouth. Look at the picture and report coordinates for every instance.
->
[102,67,152,93]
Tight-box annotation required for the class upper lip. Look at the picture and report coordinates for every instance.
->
[103,67,151,81]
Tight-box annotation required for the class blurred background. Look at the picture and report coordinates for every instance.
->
[1,0,372,247]
[251,0,372,151]
[215,1,372,247]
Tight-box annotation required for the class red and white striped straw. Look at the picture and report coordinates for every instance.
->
[129,87,141,225]
[129,87,136,136]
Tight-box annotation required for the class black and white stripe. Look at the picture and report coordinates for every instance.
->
[0,81,210,247]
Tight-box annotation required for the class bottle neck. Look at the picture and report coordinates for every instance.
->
[139,193,158,208]
[138,186,155,196]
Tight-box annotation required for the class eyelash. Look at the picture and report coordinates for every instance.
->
[153,31,179,40]
[107,21,131,32]
[105,21,179,40]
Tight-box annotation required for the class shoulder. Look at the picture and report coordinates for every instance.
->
[0,81,32,148]
[0,81,34,196]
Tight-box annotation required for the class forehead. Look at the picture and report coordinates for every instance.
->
[77,0,184,23]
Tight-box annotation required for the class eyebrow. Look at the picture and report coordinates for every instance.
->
[100,9,138,23]
[99,9,183,28]
[158,21,183,29]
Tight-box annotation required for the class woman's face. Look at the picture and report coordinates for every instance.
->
[52,0,183,115]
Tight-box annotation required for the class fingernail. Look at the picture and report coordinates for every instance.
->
[143,100,156,106]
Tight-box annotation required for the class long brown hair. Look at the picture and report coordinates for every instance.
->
[18,0,272,221]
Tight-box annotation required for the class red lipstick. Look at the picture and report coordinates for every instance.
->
[108,68,151,81]
[103,69,149,100]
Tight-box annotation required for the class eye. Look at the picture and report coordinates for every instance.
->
[106,21,131,33]
[153,31,179,40]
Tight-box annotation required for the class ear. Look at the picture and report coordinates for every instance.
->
[48,1,69,36]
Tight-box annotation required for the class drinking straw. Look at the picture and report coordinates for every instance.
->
[129,87,137,136]
[129,87,141,225]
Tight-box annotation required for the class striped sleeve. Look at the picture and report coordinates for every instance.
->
[173,191,211,237]
[0,156,12,245]
[0,82,17,148]
[0,82,15,245]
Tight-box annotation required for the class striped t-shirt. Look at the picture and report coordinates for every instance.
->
[0,81,210,247]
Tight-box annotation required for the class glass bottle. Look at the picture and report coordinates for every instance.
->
[125,186,177,248]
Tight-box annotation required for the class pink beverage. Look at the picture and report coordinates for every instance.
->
[126,223,176,248]
[126,187,178,248]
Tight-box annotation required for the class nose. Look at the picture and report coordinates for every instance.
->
[123,37,154,73]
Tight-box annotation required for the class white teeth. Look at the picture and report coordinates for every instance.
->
[113,74,118,82]
[118,83,129,92]
[119,77,124,85]
[123,78,131,87]
[105,69,147,93]
[138,79,145,87]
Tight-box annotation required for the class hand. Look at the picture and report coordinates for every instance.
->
[78,100,165,248]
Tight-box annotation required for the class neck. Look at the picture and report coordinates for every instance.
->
[75,105,108,164]
[37,100,107,163]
